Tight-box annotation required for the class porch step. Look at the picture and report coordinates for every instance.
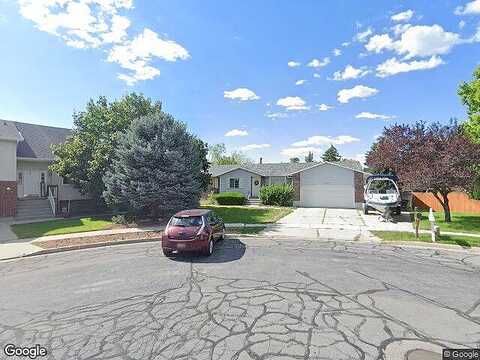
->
[246,198,262,206]
[16,198,54,221]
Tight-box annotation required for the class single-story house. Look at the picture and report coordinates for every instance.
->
[0,120,92,220]
[209,160,367,208]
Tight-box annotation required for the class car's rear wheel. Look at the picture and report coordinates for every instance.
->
[204,238,214,257]
[163,248,173,257]
[219,226,226,241]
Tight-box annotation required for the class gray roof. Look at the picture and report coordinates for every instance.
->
[12,121,71,160]
[0,120,22,141]
[209,159,363,177]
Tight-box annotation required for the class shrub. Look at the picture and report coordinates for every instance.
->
[111,214,135,225]
[214,192,246,205]
[260,184,294,207]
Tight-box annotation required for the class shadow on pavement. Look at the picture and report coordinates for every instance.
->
[167,238,246,263]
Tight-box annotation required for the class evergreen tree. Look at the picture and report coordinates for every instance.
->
[289,157,300,163]
[304,151,314,163]
[322,145,342,162]
[103,112,207,218]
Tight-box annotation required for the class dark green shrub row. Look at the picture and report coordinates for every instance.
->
[260,184,294,207]
[214,192,246,205]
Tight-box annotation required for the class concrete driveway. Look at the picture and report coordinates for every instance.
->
[0,239,478,359]
[261,207,413,240]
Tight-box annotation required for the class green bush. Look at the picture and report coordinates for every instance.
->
[260,183,295,207]
[214,192,246,205]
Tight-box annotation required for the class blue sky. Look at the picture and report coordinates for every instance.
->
[1,0,480,163]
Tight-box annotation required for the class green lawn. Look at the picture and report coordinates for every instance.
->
[202,205,292,224]
[419,212,480,235]
[11,217,115,239]
[372,231,480,248]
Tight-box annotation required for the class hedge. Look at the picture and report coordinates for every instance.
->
[214,192,246,205]
[260,183,294,207]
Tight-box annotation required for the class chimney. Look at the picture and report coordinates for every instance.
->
[259,157,263,164]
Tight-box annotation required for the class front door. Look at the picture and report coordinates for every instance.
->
[23,169,43,197]
[251,176,261,198]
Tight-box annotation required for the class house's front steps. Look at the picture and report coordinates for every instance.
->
[246,198,262,206]
[15,198,54,222]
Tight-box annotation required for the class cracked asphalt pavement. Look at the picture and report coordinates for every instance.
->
[0,237,479,359]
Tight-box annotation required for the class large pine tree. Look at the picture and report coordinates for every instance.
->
[322,145,342,162]
[103,112,208,219]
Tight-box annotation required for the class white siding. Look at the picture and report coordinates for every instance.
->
[219,169,255,197]
[0,140,17,181]
[298,163,355,208]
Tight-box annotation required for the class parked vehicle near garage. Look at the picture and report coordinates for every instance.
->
[161,209,225,257]
[363,174,402,216]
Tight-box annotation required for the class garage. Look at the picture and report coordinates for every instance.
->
[297,163,357,208]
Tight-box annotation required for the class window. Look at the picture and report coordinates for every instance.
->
[18,172,23,185]
[41,173,45,183]
[229,178,239,189]
[170,216,203,227]
[62,177,71,185]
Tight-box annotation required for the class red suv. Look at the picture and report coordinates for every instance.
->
[162,209,225,257]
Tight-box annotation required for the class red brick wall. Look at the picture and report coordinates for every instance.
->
[0,181,16,217]
[354,171,364,204]
[292,173,300,201]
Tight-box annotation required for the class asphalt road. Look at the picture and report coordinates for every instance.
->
[0,237,479,359]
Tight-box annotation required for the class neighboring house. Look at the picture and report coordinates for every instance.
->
[209,160,368,209]
[0,120,92,220]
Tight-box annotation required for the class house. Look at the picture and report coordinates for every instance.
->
[0,120,93,220]
[209,160,367,208]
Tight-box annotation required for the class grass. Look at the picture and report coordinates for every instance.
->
[372,231,480,248]
[11,217,115,239]
[418,211,480,235]
[202,205,293,224]
[227,226,266,235]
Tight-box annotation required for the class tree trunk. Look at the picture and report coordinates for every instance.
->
[441,193,451,222]
[431,191,452,222]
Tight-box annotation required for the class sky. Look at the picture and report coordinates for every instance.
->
[1,0,480,163]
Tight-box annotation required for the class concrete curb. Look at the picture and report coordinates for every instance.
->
[0,237,162,262]
[381,240,480,253]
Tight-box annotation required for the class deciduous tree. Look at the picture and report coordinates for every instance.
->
[366,121,480,222]
[50,93,162,205]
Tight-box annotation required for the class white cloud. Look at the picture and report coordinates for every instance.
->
[281,147,323,158]
[108,28,190,84]
[292,135,360,147]
[365,34,394,53]
[313,73,321,78]
[352,153,366,165]
[240,144,271,151]
[364,25,463,60]
[459,20,466,29]
[376,55,444,77]
[354,27,373,42]
[223,88,260,101]
[333,48,342,56]
[265,112,287,119]
[342,41,350,47]
[337,85,378,103]
[225,129,248,137]
[355,112,395,120]
[317,104,333,111]
[395,25,461,59]
[18,1,190,85]
[288,61,301,67]
[331,65,370,81]
[276,96,310,111]
[391,9,414,22]
[392,23,412,36]
[455,0,480,15]
[307,57,330,68]
[295,79,307,86]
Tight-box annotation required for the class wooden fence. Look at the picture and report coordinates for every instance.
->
[412,191,480,213]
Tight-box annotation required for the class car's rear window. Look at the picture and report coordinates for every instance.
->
[170,216,203,227]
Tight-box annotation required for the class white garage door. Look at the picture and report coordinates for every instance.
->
[300,184,354,208]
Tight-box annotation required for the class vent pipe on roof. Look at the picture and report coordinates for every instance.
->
[259,157,263,164]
